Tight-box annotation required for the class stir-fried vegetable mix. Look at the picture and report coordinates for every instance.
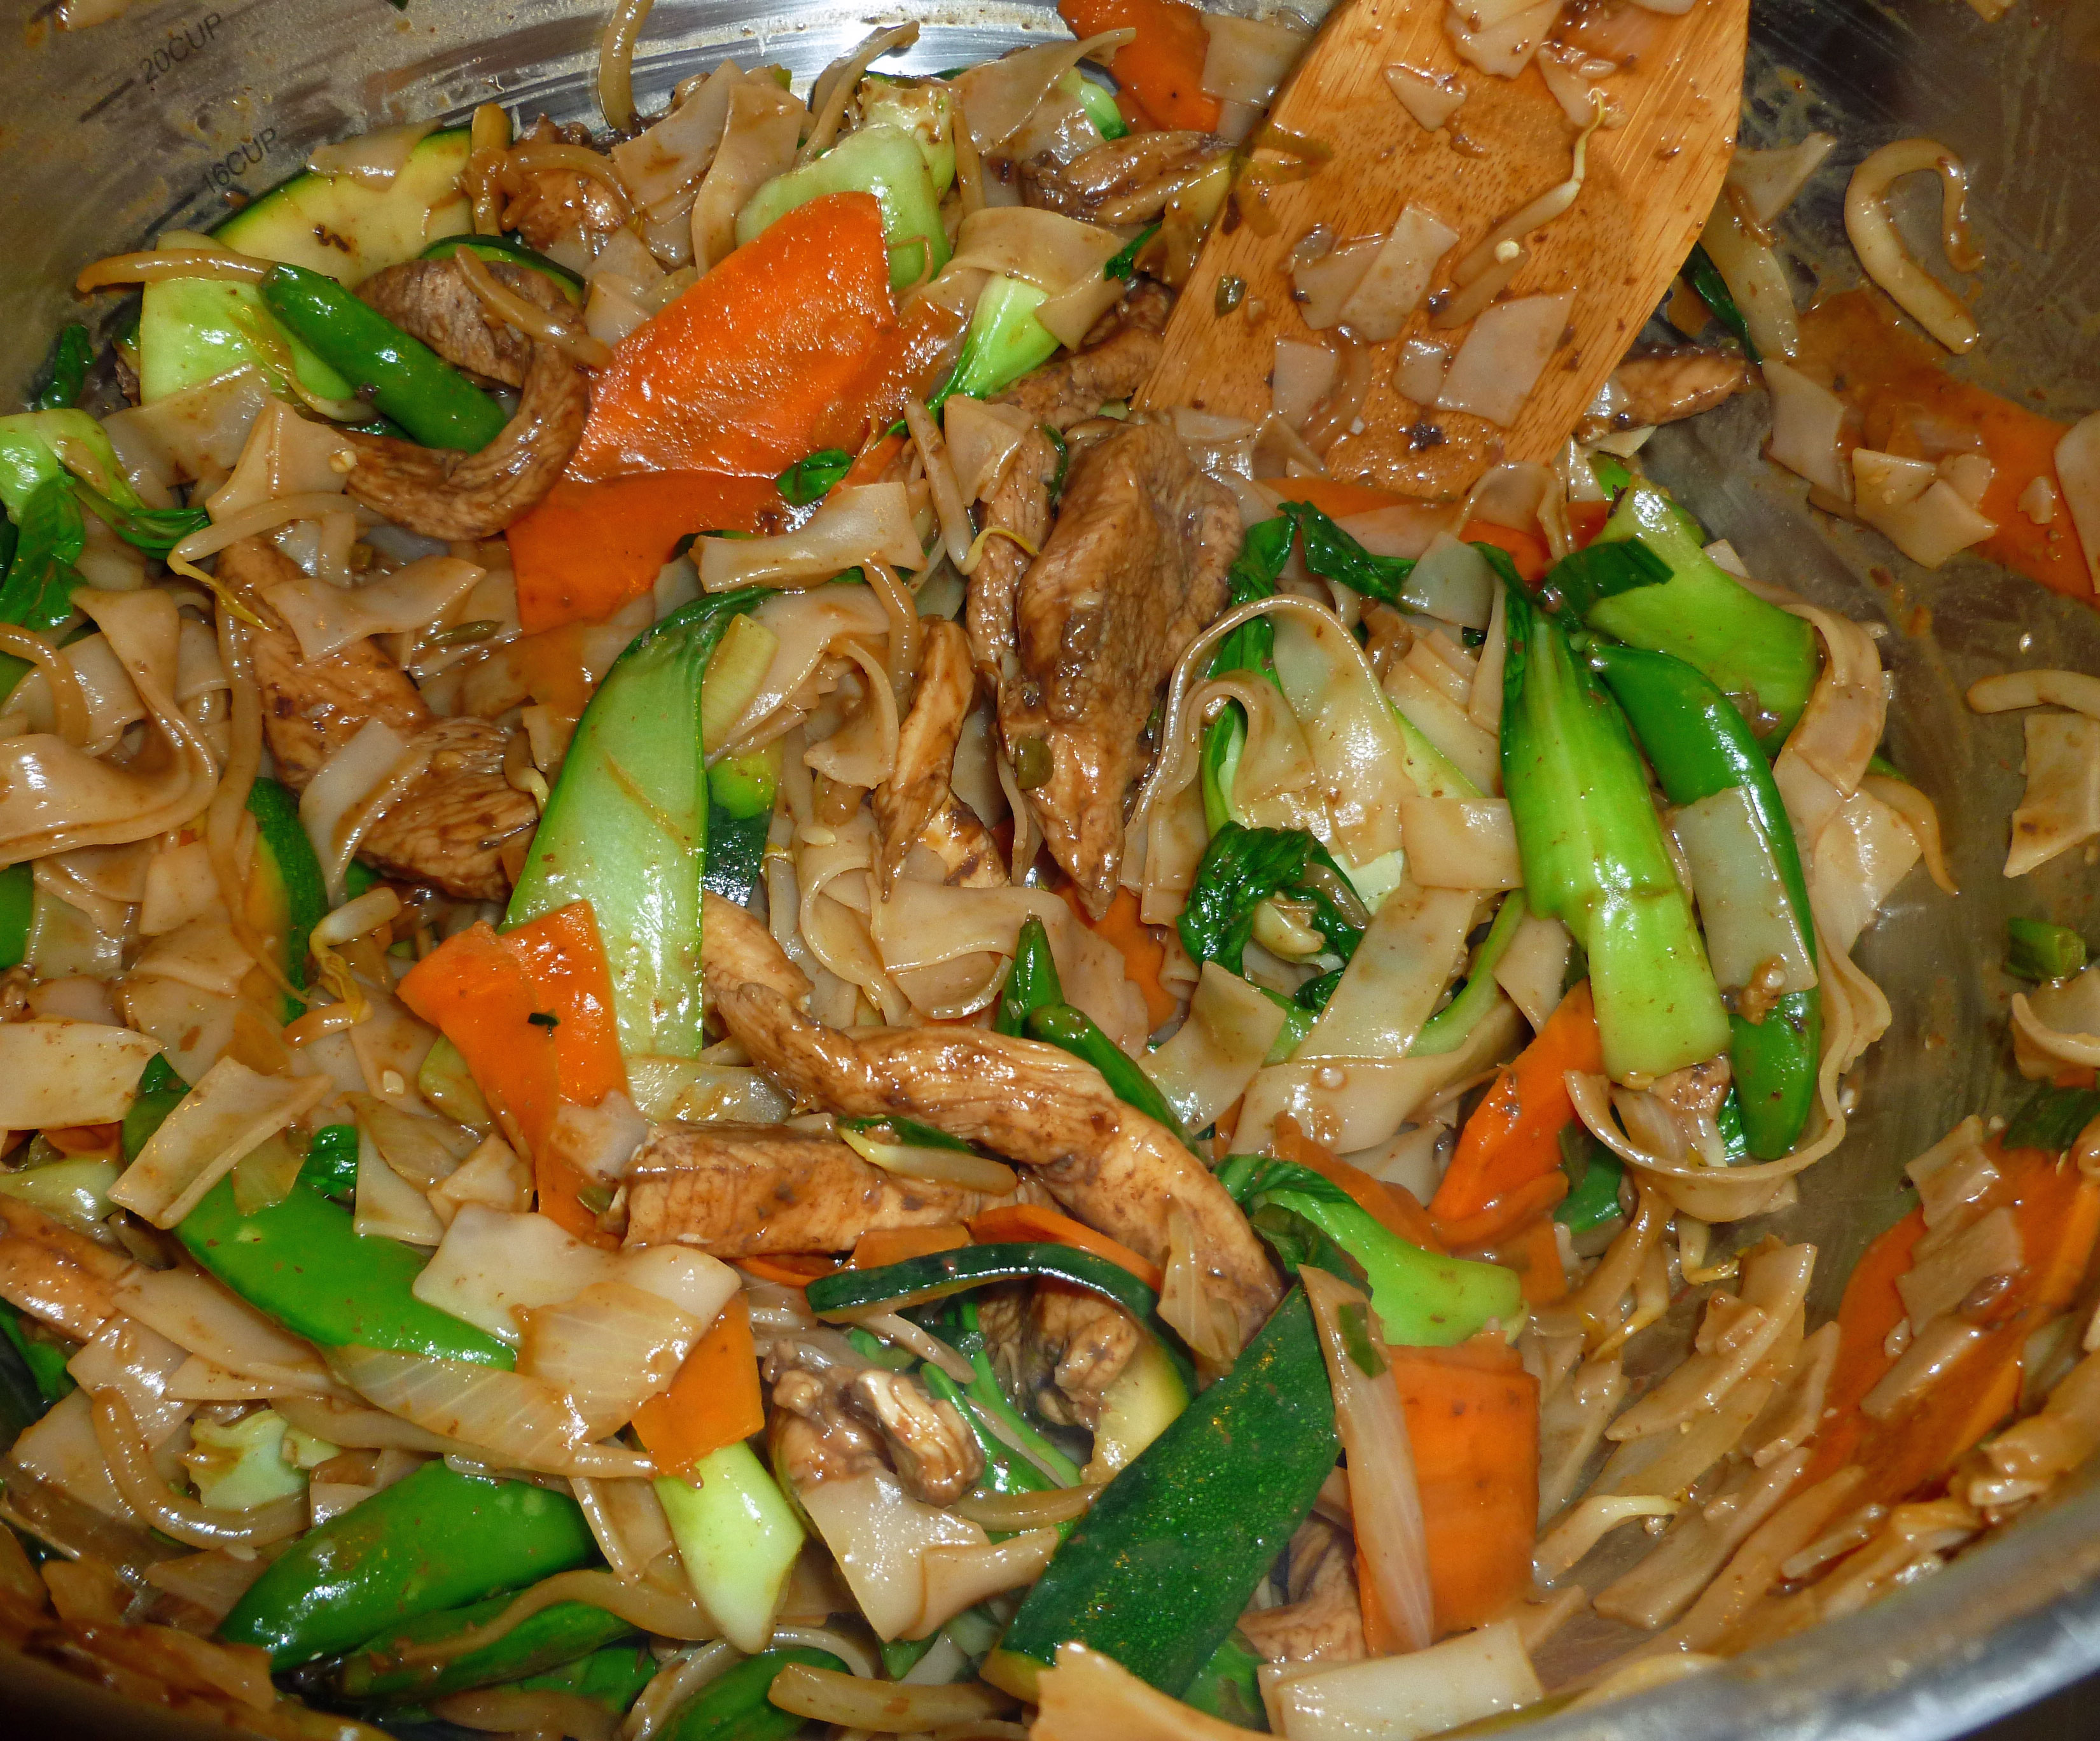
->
[1,0,2096,1734]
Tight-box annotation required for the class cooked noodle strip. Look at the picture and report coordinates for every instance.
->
[0,627,91,749]
[504,143,634,220]
[76,250,268,291]
[802,24,921,164]
[1844,139,1982,353]
[91,1390,307,1550]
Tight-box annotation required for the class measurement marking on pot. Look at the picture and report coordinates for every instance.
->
[140,12,225,85]
[199,127,280,199]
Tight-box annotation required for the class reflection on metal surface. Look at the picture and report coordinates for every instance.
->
[1,0,2096,1737]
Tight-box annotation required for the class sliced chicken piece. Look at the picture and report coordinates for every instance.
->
[966,283,1174,673]
[339,257,588,540]
[622,1122,1012,1256]
[502,118,632,256]
[709,977,1278,1354]
[1237,1518,1367,1665]
[873,618,976,895]
[998,419,1237,915]
[1582,345,1751,439]
[768,1332,984,1502]
[1020,136,1218,221]
[0,1197,127,1341]
[219,536,536,901]
[915,796,1008,888]
[359,258,532,388]
[982,1284,1140,1430]
[851,1367,985,1504]
[701,890,813,1003]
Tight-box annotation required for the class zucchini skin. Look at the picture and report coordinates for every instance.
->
[989,1287,1337,1698]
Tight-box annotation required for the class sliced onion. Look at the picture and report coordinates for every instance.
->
[412,1206,618,1344]
[1265,1617,1542,1737]
[699,484,923,591]
[92,1388,307,1549]
[328,1344,651,1477]
[837,1124,1019,1194]
[264,556,483,663]
[1762,359,1850,500]
[1384,61,1466,130]
[0,1019,162,1133]
[1302,1267,1433,1649]
[2055,413,2100,593]
[354,1129,445,1247]
[1436,292,1575,428]
[1699,200,1798,360]
[518,1279,699,1438]
[110,1056,327,1229]
[1141,961,1287,1131]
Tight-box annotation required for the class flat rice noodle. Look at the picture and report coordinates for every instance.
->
[0,1020,161,1132]
[297,718,425,904]
[798,1465,986,1641]
[263,556,485,662]
[109,1056,328,1230]
[699,486,922,591]
[690,81,804,269]
[113,1264,335,1394]
[101,368,272,496]
[951,34,1132,154]
[0,589,219,867]
[1809,787,1921,956]
[1270,603,1413,864]
[1492,911,1570,1030]
[797,815,911,1023]
[943,396,1035,501]
[716,586,890,750]
[1140,960,1287,1131]
[352,1093,478,1189]
[1592,1447,1812,1629]
[118,975,239,1086]
[1385,660,1501,794]
[2005,713,2100,877]
[609,60,747,221]
[1770,594,1886,848]
[1568,1071,1824,1224]
[947,206,1123,295]
[207,402,357,521]
[4,634,146,755]
[1399,796,1521,889]
[129,914,253,1000]
[1297,883,1477,1062]
[1239,991,1520,1153]
[1264,1619,1541,1738]
[1207,674,1330,835]
[354,1128,444,1247]
[802,642,901,792]
[1339,207,1462,344]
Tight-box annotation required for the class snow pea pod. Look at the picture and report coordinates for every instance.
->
[260,263,508,452]
[178,1175,513,1367]
[220,1461,597,1667]
[662,1646,848,1741]
[338,1591,637,1704]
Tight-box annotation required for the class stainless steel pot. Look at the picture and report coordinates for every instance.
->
[4,0,2097,1734]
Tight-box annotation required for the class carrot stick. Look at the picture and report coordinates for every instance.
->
[1431,982,1603,1224]
[1458,519,1552,584]
[1055,0,1221,132]
[1388,1337,1539,1637]
[843,431,907,488]
[739,1254,842,1288]
[1275,1116,1448,1254]
[1454,1211,1568,1306]
[852,1224,971,1269]
[1800,1206,1926,1488]
[1060,885,1178,1031]
[501,902,628,1107]
[508,472,785,634]
[569,193,909,484]
[630,1295,765,1476]
[968,1204,1165,1291]
[1433,1171,1570,1254]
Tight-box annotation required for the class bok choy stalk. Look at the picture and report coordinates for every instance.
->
[1218,1156,1521,1346]
[1558,479,1818,744]
[933,275,1060,409]
[1499,584,1730,1084]
[507,588,770,1059]
[1592,640,1821,1158]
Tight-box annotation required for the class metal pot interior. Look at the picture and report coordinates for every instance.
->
[3,0,2098,1735]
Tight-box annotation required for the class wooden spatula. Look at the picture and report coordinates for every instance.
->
[1137,0,1750,500]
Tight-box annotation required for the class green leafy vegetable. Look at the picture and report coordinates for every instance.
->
[31,325,94,414]
[2003,1083,2100,1157]
[1104,222,1161,281]
[1544,536,1673,620]
[71,480,209,557]
[298,1123,360,1204]
[1683,242,1760,362]
[775,447,855,507]
[1178,823,1365,979]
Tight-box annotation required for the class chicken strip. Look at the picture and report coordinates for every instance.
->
[966,283,1174,673]
[0,1197,126,1342]
[219,537,537,901]
[1581,344,1751,440]
[981,1285,1141,1431]
[711,979,1278,1354]
[873,617,975,895]
[623,1122,1010,1255]
[998,419,1237,915]
[1237,1518,1368,1665]
[701,890,812,1005]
